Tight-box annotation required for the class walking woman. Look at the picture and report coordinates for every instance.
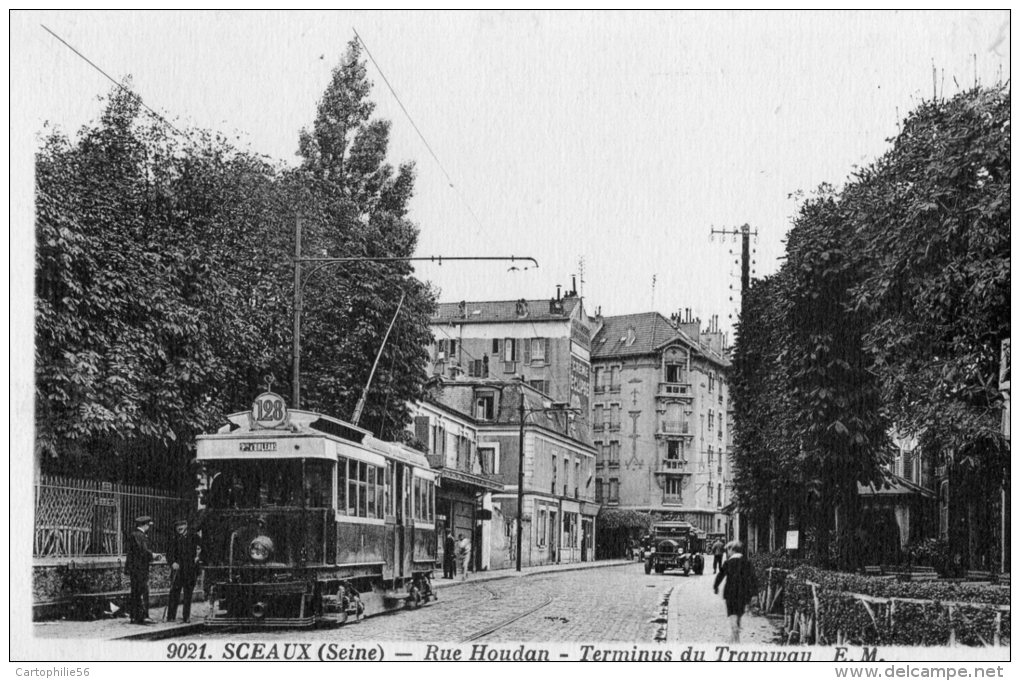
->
[456,534,471,581]
[712,541,757,643]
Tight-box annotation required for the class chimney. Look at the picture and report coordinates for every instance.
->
[556,285,562,300]
[571,275,577,295]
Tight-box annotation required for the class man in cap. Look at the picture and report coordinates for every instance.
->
[165,518,201,623]
[125,515,163,624]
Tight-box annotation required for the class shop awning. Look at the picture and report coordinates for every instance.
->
[436,467,505,492]
[858,473,935,499]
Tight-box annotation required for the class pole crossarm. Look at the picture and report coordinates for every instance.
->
[294,255,539,265]
[290,231,539,409]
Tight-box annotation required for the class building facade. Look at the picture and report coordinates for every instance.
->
[408,399,503,573]
[590,311,731,535]
[420,379,598,568]
[427,289,594,423]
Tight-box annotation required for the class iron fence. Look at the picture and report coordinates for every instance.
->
[34,475,189,558]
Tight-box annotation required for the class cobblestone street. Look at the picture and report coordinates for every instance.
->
[189,562,776,643]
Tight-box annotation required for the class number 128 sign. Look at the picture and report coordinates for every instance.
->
[250,392,289,429]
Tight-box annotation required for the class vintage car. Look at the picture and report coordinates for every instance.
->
[644,522,705,575]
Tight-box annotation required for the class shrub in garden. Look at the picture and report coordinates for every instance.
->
[782,565,1009,646]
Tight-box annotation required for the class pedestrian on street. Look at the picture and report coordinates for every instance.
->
[456,533,471,581]
[713,540,757,643]
[165,518,201,623]
[125,515,163,625]
[712,538,725,574]
[443,531,456,579]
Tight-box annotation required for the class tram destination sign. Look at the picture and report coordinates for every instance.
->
[239,441,278,453]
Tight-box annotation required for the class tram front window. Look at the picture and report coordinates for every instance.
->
[206,460,333,509]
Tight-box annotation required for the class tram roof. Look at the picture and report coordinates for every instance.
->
[201,409,431,469]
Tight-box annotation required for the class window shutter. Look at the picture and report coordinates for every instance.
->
[504,338,513,362]
[523,338,532,363]
[414,417,430,450]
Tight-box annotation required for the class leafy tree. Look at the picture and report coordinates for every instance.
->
[36,39,439,486]
[291,38,435,440]
[731,85,1008,571]
[848,87,1010,569]
[783,187,890,570]
[730,272,802,549]
[34,89,266,484]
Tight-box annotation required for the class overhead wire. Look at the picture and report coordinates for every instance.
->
[352,27,487,234]
[41,24,189,140]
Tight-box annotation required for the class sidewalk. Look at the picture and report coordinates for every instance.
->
[33,558,635,641]
[432,558,633,590]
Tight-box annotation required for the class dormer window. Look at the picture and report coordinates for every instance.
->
[515,299,529,317]
[625,327,636,346]
[474,392,496,421]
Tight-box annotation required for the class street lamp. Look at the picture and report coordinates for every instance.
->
[516,384,581,572]
[290,217,538,409]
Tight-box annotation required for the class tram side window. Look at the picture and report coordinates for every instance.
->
[337,459,347,514]
[369,464,381,517]
[411,477,435,522]
[338,458,384,519]
[384,462,393,517]
[358,462,368,517]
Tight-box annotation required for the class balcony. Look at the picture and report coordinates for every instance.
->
[657,421,693,438]
[655,458,688,474]
[608,422,621,432]
[657,382,693,400]
[663,493,683,506]
[608,383,621,393]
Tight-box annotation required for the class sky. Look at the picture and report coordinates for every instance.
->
[12,10,1011,341]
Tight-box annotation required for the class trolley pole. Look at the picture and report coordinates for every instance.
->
[289,215,538,416]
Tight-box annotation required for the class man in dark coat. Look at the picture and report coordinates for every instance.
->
[165,518,201,623]
[125,515,162,624]
[713,540,758,643]
[712,539,725,574]
[443,531,456,579]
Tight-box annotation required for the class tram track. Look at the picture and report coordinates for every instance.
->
[458,587,555,643]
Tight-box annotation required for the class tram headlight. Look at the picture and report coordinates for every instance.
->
[249,536,274,562]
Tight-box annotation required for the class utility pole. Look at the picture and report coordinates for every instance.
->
[292,217,303,408]
[709,223,758,548]
[710,223,759,312]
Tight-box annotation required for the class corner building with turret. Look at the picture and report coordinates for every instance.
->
[589,310,732,535]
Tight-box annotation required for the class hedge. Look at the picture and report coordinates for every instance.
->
[782,565,1009,647]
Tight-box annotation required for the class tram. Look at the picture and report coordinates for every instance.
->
[195,391,437,627]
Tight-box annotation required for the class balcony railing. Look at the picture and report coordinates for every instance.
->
[608,383,621,393]
[659,458,687,472]
[657,382,693,399]
[607,460,620,469]
[663,493,683,506]
[608,421,621,432]
[659,420,690,435]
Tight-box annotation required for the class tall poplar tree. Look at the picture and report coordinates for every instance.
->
[292,38,435,440]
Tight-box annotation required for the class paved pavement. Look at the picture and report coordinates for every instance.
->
[33,559,633,641]
[34,559,778,644]
[189,561,777,644]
